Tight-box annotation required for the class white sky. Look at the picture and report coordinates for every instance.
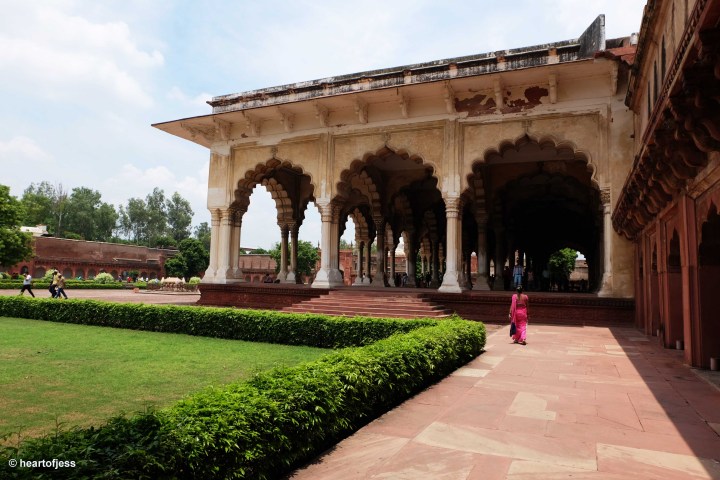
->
[0,0,647,249]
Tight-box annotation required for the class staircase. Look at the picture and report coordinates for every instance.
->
[281,289,453,319]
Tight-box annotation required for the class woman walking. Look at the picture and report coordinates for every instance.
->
[509,285,529,345]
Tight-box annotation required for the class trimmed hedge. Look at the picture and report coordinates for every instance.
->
[0,280,126,290]
[0,298,486,479]
[0,297,438,348]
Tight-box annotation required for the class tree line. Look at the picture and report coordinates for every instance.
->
[1,182,211,279]
[18,181,210,249]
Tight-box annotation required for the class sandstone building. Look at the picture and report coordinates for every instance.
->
[156,3,720,369]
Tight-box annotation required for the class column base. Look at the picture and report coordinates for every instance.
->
[597,273,613,297]
[312,268,344,288]
[371,274,387,287]
[201,268,216,283]
[282,271,296,284]
[473,274,491,290]
[492,275,505,291]
[438,271,465,293]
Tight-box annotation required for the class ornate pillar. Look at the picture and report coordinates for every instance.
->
[439,198,463,293]
[230,209,244,280]
[277,224,289,282]
[203,208,221,282]
[390,243,397,286]
[406,244,417,287]
[598,187,614,297]
[473,217,490,290]
[287,223,298,283]
[215,207,234,283]
[365,240,372,284]
[312,203,344,288]
[493,224,505,291]
[430,240,440,288]
[354,240,365,285]
[372,217,387,286]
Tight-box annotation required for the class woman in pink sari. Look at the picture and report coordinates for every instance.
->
[509,285,529,345]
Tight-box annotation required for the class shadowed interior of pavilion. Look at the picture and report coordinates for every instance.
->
[201,138,633,325]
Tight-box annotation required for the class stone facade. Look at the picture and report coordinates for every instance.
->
[1,236,175,280]
[156,15,636,299]
[613,0,720,369]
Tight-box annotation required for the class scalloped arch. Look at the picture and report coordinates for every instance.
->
[476,133,599,190]
[233,156,316,224]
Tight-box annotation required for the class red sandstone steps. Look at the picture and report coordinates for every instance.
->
[281,290,453,319]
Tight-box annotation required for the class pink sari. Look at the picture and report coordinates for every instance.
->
[510,293,528,342]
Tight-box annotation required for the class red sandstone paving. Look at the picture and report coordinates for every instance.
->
[291,324,720,480]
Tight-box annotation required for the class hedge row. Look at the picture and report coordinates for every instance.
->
[0,281,127,290]
[0,296,441,349]
[0,318,485,479]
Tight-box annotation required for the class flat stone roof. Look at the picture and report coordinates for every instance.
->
[209,15,607,114]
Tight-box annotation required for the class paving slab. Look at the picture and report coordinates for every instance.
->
[290,324,720,479]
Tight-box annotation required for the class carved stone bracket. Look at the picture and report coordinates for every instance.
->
[444,81,456,114]
[243,112,261,136]
[354,97,368,124]
[314,102,329,127]
[278,107,294,133]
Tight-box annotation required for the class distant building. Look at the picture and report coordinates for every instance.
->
[1,236,177,280]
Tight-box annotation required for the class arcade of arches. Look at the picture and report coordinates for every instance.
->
[157,12,719,371]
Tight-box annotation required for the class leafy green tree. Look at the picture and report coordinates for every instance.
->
[19,181,67,236]
[166,192,194,242]
[118,198,149,244]
[145,188,168,246]
[163,239,209,278]
[152,235,178,249]
[268,240,319,277]
[0,185,33,267]
[178,238,209,277]
[164,254,188,278]
[193,222,211,251]
[548,248,577,282]
[62,187,118,241]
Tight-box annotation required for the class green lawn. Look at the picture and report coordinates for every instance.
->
[0,317,329,439]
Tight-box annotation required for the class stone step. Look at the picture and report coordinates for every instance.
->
[281,289,452,319]
[282,307,451,319]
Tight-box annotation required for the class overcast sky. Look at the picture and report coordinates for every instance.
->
[0,0,647,249]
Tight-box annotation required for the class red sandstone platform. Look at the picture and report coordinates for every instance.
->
[289,324,720,479]
[198,283,635,325]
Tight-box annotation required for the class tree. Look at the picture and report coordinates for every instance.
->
[0,185,33,267]
[193,222,211,251]
[268,240,319,277]
[118,198,149,244]
[145,188,168,246]
[164,254,188,278]
[548,248,577,284]
[19,181,67,236]
[178,238,209,277]
[62,187,118,241]
[163,238,209,279]
[166,192,193,242]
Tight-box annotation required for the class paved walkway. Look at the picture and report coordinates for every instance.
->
[3,288,200,305]
[290,324,720,479]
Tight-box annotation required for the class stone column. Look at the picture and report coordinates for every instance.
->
[406,244,417,287]
[215,208,234,283]
[311,203,344,288]
[430,240,440,288]
[390,243,397,286]
[372,217,387,286]
[203,208,221,282]
[474,218,490,290]
[439,198,463,293]
[287,223,298,283]
[277,224,289,282]
[598,188,614,297]
[493,225,505,291]
[231,209,244,280]
[365,240,372,284]
[465,251,473,289]
[354,240,365,285]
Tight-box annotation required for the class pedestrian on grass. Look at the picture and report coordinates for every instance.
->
[508,285,529,345]
[56,274,68,299]
[19,273,35,297]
